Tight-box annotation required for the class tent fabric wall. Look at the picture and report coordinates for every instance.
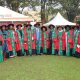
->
[44,12,76,26]
[0,6,34,22]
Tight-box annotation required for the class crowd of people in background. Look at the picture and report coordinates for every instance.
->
[0,22,80,62]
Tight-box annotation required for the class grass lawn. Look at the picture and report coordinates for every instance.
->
[0,55,80,80]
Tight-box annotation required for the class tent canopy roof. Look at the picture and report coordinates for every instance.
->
[44,12,76,26]
[0,6,34,22]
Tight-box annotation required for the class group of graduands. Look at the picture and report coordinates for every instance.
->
[0,22,80,62]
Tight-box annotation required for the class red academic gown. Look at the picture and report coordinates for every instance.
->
[46,31,50,49]
[23,29,28,50]
[68,30,74,49]
[14,31,21,51]
[41,31,50,49]
[41,32,44,48]
[31,31,36,49]
[53,31,59,50]
[6,32,13,51]
[62,32,66,50]
[76,33,80,53]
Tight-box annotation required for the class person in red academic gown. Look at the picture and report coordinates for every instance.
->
[57,26,66,56]
[62,29,66,56]
[46,29,50,55]
[75,32,80,58]
[68,26,74,56]
[14,24,23,56]
[23,24,28,55]
[40,27,50,55]
[31,25,37,55]
[75,26,80,58]
[53,29,59,55]
[40,26,47,54]
[40,30,44,54]
[6,24,15,58]
[48,25,55,54]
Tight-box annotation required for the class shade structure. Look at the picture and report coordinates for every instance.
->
[0,6,34,22]
[44,12,76,26]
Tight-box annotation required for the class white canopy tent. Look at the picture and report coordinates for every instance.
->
[0,6,34,22]
[44,12,76,26]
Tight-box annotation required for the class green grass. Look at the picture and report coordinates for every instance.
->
[0,55,80,80]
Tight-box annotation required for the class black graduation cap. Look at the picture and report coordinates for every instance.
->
[8,24,14,27]
[48,24,55,29]
[41,26,47,31]
[16,24,22,29]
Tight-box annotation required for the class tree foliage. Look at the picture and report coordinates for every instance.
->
[0,0,4,6]
[0,0,80,22]
[56,0,80,21]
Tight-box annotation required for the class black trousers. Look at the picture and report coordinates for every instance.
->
[9,51,13,56]
[75,51,80,58]
[40,47,43,54]
[6,52,10,58]
[24,49,28,55]
[49,39,52,54]
[54,49,59,55]
[62,50,66,56]
[32,49,37,55]
[40,47,47,55]
[47,48,51,55]
[70,48,73,56]
[17,50,23,56]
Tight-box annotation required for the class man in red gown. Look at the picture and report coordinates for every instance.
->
[15,24,23,56]
[31,25,37,55]
[48,25,55,54]
[75,26,80,58]
[22,24,28,55]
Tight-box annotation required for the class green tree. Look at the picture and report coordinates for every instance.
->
[0,0,4,6]
[41,0,46,23]
[4,0,22,12]
[40,0,80,22]
[56,0,80,22]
